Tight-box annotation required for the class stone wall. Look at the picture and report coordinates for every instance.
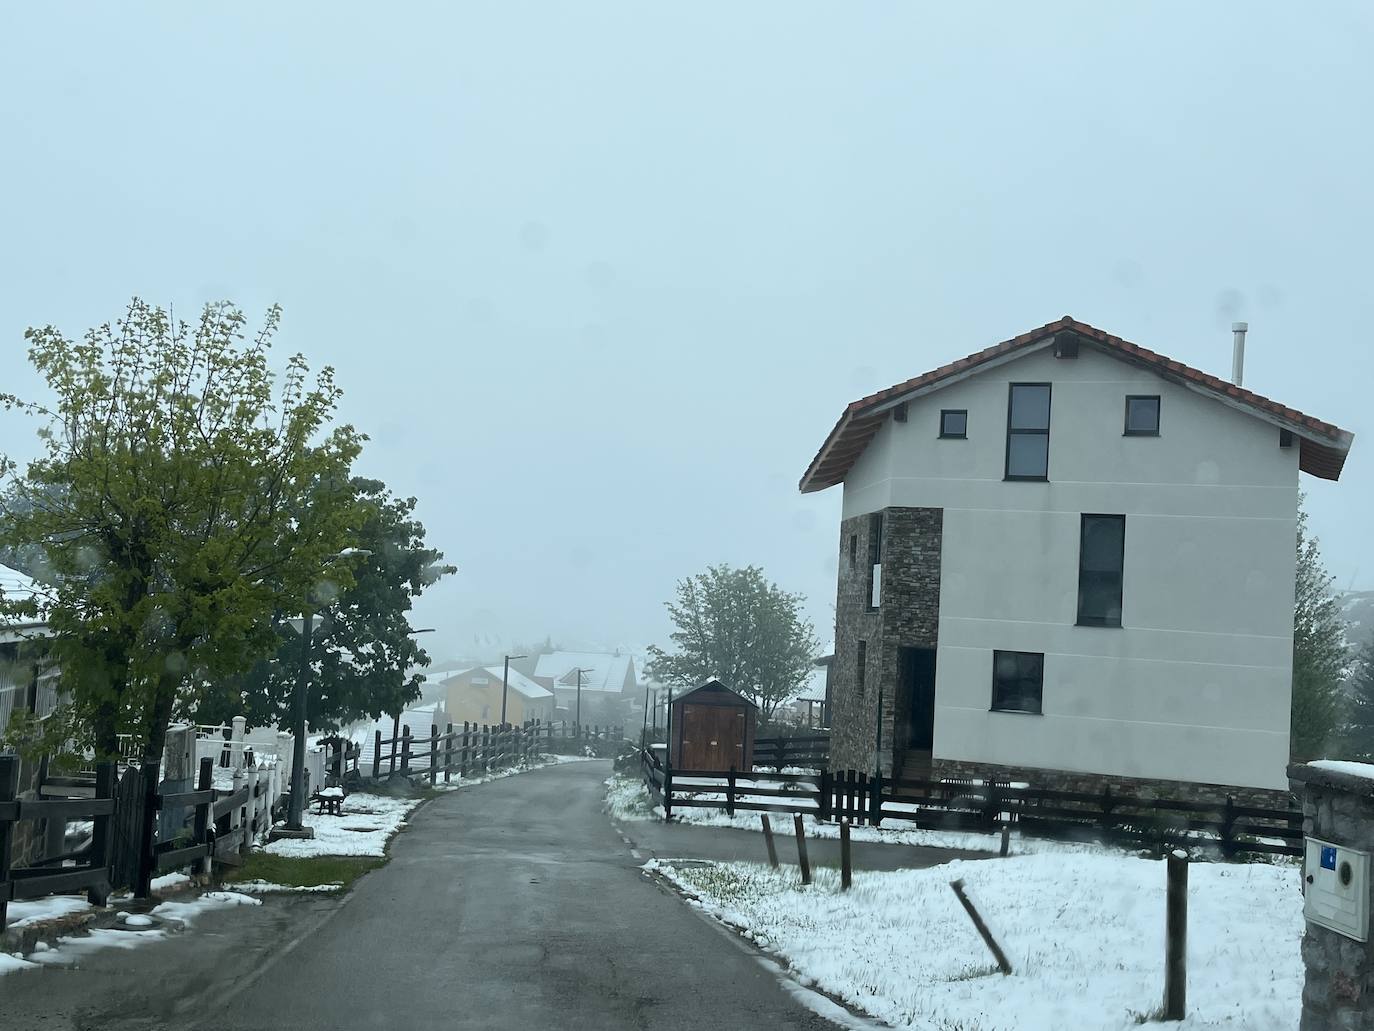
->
[935,756,1294,810]
[829,506,942,775]
[1290,763,1374,1030]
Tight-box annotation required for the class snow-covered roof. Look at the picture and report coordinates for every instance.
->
[479,666,551,700]
[533,651,636,694]
[0,563,52,638]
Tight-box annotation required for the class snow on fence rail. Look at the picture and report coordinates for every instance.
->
[366,720,626,784]
[640,749,1302,860]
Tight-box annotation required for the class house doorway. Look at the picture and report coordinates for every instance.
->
[898,646,937,763]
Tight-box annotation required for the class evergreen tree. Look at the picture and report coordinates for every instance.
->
[1291,501,1347,759]
[1344,642,1374,761]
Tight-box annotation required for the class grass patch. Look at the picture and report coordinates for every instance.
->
[223,852,386,890]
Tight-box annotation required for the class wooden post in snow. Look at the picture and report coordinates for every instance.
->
[794,813,811,885]
[1164,850,1188,1020]
[760,814,779,869]
[950,878,1012,975]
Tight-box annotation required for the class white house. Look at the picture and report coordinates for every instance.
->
[532,651,637,726]
[800,316,1353,804]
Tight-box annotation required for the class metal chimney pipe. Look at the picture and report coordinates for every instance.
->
[1231,322,1248,385]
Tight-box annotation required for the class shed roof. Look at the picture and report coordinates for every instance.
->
[799,315,1354,492]
[672,678,757,708]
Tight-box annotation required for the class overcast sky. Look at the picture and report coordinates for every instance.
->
[2,3,1370,663]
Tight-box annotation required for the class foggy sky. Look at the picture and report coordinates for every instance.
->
[2,3,1371,664]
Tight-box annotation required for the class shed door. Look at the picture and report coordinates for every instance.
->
[682,704,745,771]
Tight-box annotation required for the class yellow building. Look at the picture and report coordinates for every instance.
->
[439,666,555,727]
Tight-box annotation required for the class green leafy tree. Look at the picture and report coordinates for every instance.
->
[646,564,819,722]
[0,299,362,763]
[201,477,456,731]
[1291,501,1347,760]
[1343,642,1374,761]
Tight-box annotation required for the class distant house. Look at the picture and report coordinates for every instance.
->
[0,563,58,738]
[532,651,637,726]
[435,666,554,727]
[800,316,1353,805]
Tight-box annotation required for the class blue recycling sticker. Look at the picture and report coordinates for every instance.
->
[1322,846,1338,870]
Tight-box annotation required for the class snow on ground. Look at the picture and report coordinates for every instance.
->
[15,891,262,974]
[2,952,39,975]
[4,895,93,929]
[604,773,1114,856]
[1309,759,1374,780]
[262,792,420,858]
[232,880,343,894]
[657,854,1302,1030]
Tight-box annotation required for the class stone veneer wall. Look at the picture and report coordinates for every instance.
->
[829,507,943,776]
[1289,763,1374,1030]
[934,757,1295,810]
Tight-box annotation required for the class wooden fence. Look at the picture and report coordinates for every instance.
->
[640,749,1302,860]
[752,734,829,770]
[369,720,626,784]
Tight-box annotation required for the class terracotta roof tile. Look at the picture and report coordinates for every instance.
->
[799,317,1353,492]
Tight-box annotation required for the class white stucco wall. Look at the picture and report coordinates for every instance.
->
[841,345,1300,790]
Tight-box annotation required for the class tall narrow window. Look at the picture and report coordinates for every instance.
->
[867,512,883,609]
[856,640,867,694]
[1005,383,1051,480]
[848,534,858,566]
[991,651,1043,714]
[1077,514,1125,627]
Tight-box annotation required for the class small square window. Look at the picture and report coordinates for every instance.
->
[940,410,968,439]
[991,650,1043,714]
[1124,395,1160,436]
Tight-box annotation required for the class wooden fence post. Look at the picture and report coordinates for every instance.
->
[1220,796,1236,860]
[950,879,1012,975]
[192,757,213,878]
[88,760,116,905]
[818,769,832,822]
[761,814,779,868]
[135,761,160,899]
[401,726,412,774]
[840,819,852,890]
[870,771,883,827]
[0,755,17,928]
[794,813,811,885]
[461,722,470,778]
[373,730,382,781]
[429,725,439,785]
[444,723,454,784]
[390,715,400,776]
[1164,850,1189,1020]
[245,765,260,850]
[663,754,674,822]
[726,766,736,816]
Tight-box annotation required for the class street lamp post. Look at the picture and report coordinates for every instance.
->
[500,653,527,727]
[284,548,372,834]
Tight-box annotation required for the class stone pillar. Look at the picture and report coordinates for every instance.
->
[159,724,195,842]
[1290,763,1374,1030]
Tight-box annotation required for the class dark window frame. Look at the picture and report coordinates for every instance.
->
[1004,382,1052,481]
[990,650,1044,714]
[939,409,968,439]
[1077,513,1125,628]
[848,534,858,566]
[1123,395,1161,437]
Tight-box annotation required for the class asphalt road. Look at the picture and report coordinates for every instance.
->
[216,759,845,1030]
[2,759,852,1031]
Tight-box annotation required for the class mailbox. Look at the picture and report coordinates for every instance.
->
[1304,836,1371,942]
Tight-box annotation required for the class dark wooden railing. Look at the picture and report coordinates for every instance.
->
[640,749,1301,860]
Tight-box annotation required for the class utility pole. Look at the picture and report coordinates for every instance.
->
[500,653,527,727]
[572,667,593,732]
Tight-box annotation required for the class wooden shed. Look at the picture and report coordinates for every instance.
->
[669,678,756,772]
